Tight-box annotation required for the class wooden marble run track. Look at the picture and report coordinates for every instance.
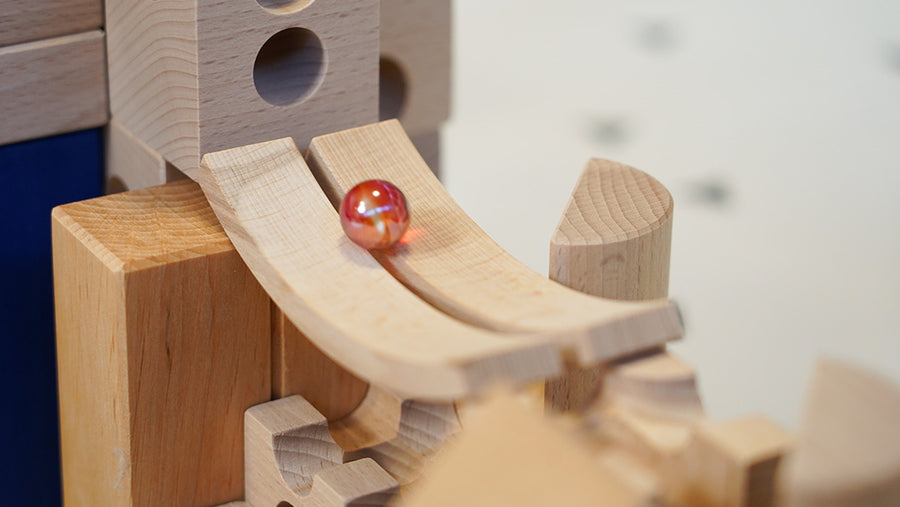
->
[196,120,682,401]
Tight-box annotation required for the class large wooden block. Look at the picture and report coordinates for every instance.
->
[0,0,102,47]
[106,0,379,177]
[0,30,109,146]
[380,0,451,134]
[53,180,271,506]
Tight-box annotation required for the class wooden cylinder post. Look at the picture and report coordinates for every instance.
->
[546,158,674,411]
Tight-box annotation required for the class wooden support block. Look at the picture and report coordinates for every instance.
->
[272,307,370,422]
[0,0,102,47]
[0,31,108,146]
[53,180,271,506]
[780,359,900,507]
[105,119,186,193]
[410,129,442,178]
[199,136,562,401]
[546,158,675,412]
[106,0,378,177]
[665,415,792,507]
[400,391,652,506]
[308,121,682,367]
[380,0,451,135]
[243,396,398,507]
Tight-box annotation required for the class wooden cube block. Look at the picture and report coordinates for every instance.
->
[380,0,451,134]
[106,0,379,177]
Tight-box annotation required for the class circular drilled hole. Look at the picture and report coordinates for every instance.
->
[254,28,325,107]
[379,57,408,121]
[276,502,294,507]
[255,0,313,15]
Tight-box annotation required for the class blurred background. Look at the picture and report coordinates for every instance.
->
[443,0,900,428]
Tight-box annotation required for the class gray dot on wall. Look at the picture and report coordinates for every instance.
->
[636,19,678,52]
[684,177,733,209]
[887,44,900,73]
[588,117,630,146]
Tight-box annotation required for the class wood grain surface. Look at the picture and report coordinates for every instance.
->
[0,0,102,47]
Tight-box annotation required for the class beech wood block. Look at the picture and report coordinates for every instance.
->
[666,415,792,507]
[53,180,271,506]
[0,0,102,47]
[272,308,370,422]
[380,0,451,135]
[0,30,108,146]
[242,396,398,507]
[780,359,900,506]
[546,157,674,411]
[106,0,378,177]
[199,137,562,401]
[105,119,186,193]
[308,120,682,366]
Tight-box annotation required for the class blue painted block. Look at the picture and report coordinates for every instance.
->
[0,129,103,506]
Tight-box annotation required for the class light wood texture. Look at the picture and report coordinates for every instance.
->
[379,0,451,135]
[105,119,186,193]
[198,137,562,401]
[53,180,271,506]
[0,0,102,47]
[272,308,371,422]
[307,120,682,366]
[780,359,900,507]
[401,391,651,506]
[106,0,378,177]
[665,415,792,507]
[546,157,674,411]
[0,30,108,146]
[243,396,398,507]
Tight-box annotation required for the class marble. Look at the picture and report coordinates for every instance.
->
[340,179,410,250]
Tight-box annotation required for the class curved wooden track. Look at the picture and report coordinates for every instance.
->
[307,120,682,364]
[198,138,560,401]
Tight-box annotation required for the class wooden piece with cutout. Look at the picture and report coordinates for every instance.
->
[53,180,271,506]
[0,0,102,47]
[379,0,451,135]
[0,30,108,146]
[106,0,378,176]
[546,157,675,411]
[780,359,900,506]
[307,120,682,367]
[242,396,398,507]
[198,137,562,401]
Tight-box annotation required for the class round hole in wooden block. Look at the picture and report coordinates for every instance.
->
[277,502,294,507]
[255,0,313,15]
[379,57,408,121]
[254,28,325,107]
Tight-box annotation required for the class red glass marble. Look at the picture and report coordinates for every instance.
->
[340,179,410,250]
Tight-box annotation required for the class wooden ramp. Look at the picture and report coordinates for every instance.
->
[197,121,683,401]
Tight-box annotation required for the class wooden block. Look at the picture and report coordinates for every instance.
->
[271,307,370,422]
[199,136,562,401]
[546,158,675,412]
[666,415,792,507]
[410,128,442,178]
[0,30,108,146]
[380,0,451,134]
[106,0,378,177]
[0,128,103,506]
[105,119,187,193]
[53,180,271,506]
[243,396,398,507]
[780,359,900,507]
[307,120,682,367]
[400,392,651,506]
[0,0,102,47]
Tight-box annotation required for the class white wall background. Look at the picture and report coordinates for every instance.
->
[443,0,900,428]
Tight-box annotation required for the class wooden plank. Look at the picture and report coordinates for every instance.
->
[0,0,102,47]
[307,120,683,366]
[0,30,108,146]
[105,119,186,193]
[53,180,271,506]
[380,0,451,135]
[107,0,378,177]
[198,137,562,401]
[780,359,900,506]
[271,307,370,421]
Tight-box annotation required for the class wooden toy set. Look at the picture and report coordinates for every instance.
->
[2,1,897,505]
